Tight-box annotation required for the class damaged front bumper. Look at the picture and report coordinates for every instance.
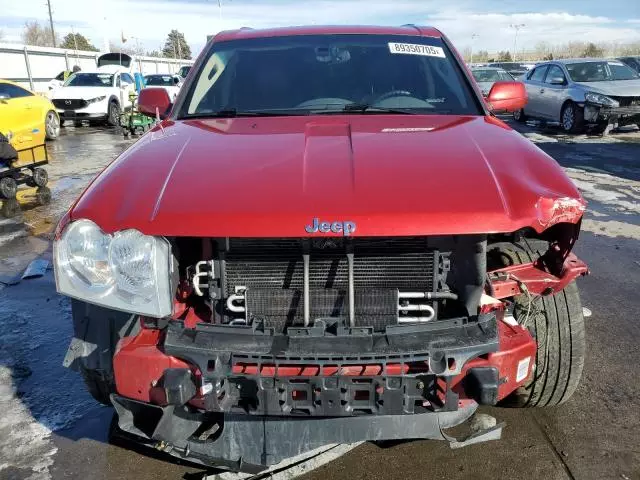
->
[102,314,533,471]
[584,102,640,126]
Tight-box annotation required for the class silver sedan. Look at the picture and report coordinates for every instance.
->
[514,58,640,133]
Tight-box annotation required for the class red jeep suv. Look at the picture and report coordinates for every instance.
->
[55,25,587,473]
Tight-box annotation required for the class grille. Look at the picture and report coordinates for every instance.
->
[52,99,88,109]
[612,96,640,107]
[222,238,438,330]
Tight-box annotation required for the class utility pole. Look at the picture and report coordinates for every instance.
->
[46,0,56,47]
[510,24,525,62]
[470,33,479,64]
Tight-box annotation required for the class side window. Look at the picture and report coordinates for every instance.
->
[55,71,65,81]
[529,66,548,82]
[115,75,121,87]
[545,65,566,84]
[0,83,33,98]
[122,73,134,84]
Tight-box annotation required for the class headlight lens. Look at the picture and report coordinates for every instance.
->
[584,92,619,108]
[88,96,106,104]
[54,219,173,317]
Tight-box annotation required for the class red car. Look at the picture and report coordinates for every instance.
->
[55,25,587,473]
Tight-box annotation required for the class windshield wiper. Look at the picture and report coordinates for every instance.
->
[341,103,419,115]
[181,108,310,119]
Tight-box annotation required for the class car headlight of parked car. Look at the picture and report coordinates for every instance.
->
[87,96,107,104]
[54,219,173,317]
[584,92,619,108]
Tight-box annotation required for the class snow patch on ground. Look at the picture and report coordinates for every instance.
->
[581,219,640,239]
[0,367,57,480]
[0,275,99,478]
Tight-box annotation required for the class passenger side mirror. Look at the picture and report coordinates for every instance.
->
[486,81,528,113]
[138,87,172,119]
[549,76,566,85]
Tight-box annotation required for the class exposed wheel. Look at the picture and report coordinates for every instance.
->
[1,198,20,218]
[560,101,584,134]
[0,177,18,199]
[45,110,60,140]
[32,167,48,187]
[488,239,585,407]
[513,109,528,123]
[108,101,121,126]
[35,186,52,205]
[80,368,113,405]
[589,122,609,136]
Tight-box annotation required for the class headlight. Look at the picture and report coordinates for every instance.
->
[87,96,106,104]
[584,92,619,108]
[54,219,173,317]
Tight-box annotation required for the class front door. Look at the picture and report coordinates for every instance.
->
[523,65,549,117]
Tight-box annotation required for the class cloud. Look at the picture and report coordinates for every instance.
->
[429,11,640,52]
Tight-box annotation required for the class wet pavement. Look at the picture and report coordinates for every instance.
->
[0,120,639,480]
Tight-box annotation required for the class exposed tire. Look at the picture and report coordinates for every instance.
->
[560,101,584,134]
[80,368,113,405]
[32,167,48,187]
[0,177,18,199]
[589,122,609,136]
[513,109,527,123]
[35,186,52,205]
[108,101,121,126]
[1,198,20,218]
[488,239,585,407]
[45,110,60,140]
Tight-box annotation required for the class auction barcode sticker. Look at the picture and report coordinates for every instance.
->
[388,42,446,58]
[516,357,531,382]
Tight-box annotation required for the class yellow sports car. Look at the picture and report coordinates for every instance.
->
[0,80,60,153]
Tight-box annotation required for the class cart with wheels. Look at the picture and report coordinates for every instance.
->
[0,143,49,200]
[120,91,155,138]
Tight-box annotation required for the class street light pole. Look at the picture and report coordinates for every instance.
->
[46,0,56,47]
[510,23,525,62]
[470,33,479,64]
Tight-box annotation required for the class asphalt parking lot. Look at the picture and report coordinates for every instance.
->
[0,119,639,480]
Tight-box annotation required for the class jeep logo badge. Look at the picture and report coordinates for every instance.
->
[305,218,356,236]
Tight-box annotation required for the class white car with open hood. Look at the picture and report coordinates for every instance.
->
[50,53,137,126]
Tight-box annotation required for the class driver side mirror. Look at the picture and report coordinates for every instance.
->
[138,87,172,119]
[486,81,527,113]
[549,76,566,86]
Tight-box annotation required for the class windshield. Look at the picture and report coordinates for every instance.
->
[179,34,479,118]
[472,69,512,82]
[64,73,114,87]
[145,75,175,86]
[566,61,639,82]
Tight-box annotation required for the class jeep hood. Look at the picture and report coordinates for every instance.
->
[71,115,582,237]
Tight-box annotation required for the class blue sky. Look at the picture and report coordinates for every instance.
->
[1,0,639,56]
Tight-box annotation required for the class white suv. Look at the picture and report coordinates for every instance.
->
[51,66,136,126]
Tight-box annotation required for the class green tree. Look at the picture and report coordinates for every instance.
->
[497,51,513,62]
[60,33,98,52]
[162,30,191,59]
[581,42,604,58]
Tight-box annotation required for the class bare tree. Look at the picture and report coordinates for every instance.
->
[22,21,60,47]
